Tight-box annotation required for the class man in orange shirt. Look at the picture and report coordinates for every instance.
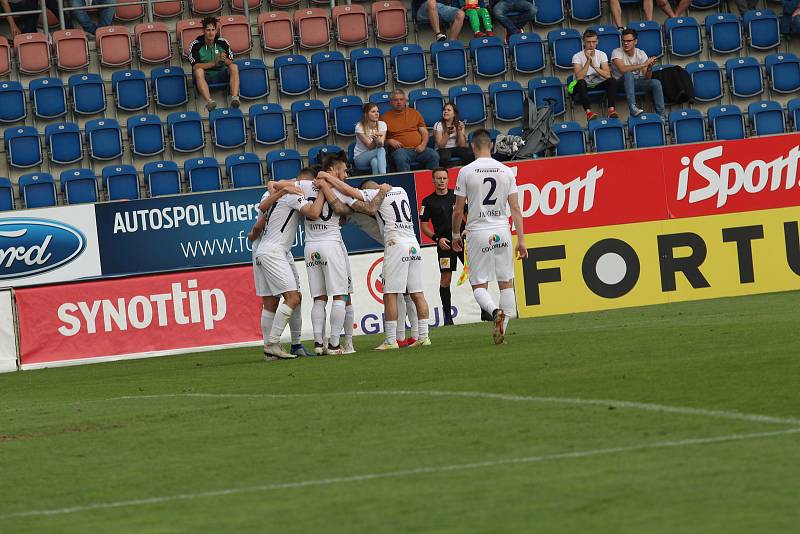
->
[381,89,440,172]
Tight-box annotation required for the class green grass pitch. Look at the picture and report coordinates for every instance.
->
[1,292,799,533]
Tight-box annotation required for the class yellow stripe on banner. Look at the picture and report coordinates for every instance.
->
[513,206,800,318]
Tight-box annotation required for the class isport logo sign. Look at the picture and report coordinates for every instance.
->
[0,219,86,279]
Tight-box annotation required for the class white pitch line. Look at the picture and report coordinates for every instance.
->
[4,427,799,520]
[105,390,800,426]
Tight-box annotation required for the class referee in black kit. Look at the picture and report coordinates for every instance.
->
[420,167,491,325]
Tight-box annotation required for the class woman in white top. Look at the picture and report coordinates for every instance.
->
[353,103,388,175]
[433,103,474,168]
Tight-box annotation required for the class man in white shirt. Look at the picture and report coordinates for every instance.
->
[611,28,665,119]
[451,129,527,345]
[571,29,619,122]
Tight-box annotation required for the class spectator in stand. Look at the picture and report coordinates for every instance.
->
[70,0,114,36]
[413,0,466,42]
[353,103,388,175]
[611,28,664,119]
[460,0,494,38]
[189,16,240,111]
[491,0,536,43]
[571,29,619,122]
[433,103,475,168]
[608,0,691,30]
[382,89,440,172]
[780,0,800,34]
[2,0,71,35]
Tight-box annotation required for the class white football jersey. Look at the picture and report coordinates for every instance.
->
[256,191,309,253]
[455,157,518,231]
[351,187,417,244]
[349,212,383,243]
[297,180,348,243]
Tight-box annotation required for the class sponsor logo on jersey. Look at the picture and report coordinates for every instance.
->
[0,219,86,279]
[306,251,327,267]
[488,234,500,245]
[481,234,509,253]
[402,245,422,262]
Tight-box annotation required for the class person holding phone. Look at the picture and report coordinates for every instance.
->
[433,103,474,169]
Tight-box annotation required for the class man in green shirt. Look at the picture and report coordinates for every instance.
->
[189,16,240,111]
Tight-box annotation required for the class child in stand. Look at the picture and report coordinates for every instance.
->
[460,0,494,38]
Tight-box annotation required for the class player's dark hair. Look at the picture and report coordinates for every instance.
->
[321,153,347,171]
[621,28,638,39]
[470,128,492,149]
[201,16,219,29]
[358,179,380,190]
[432,166,448,177]
[298,167,316,179]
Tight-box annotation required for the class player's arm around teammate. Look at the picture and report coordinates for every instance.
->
[321,173,391,215]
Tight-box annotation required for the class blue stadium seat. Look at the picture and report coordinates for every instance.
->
[569,0,601,22]
[311,51,349,92]
[0,177,14,211]
[547,28,582,71]
[509,32,545,74]
[267,149,302,181]
[469,36,506,78]
[329,95,363,137]
[448,85,486,125]
[69,73,106,115]
[668,109,706,144]
[725,56,763,98]
[588,118,625,152]
[102,164,140,200]
[628,20,663,58]
[128,114,165,157]
[553,121,586,156]
[664,17,702,57]
[708,104,745,140]
[0,81,26,123]
[489,81,525,122]
[589,25,621,59]
[535,0,565,25]
[30,77,67,119]
[369,91,392,115]
[86,118,123,161]
[627,113,665,148]
[351,47,387,89]
[765,53,800,94]
[144,160,181,197]
[235,58,270,99]
[112,70,149,112]
[706,13,742,54]
[60,168,98,204]
[390,44,427,85]
[45,122,83,165]
[291,100,329,141]
[167,112,205,153]
[249,104,287,145]
[686,61,723,102]
[274,54,312,96]
[210,108,247,149]
[528,77,565,117]
[743,9,779,50]
[308,145,343,166]
[4,126,41,168]
[151,66,188,108]
[408,88,444,127]
[19,172,57,208]
[748,100,785,136]
[185,157,222,192]
[789,98,800,131]
[430,40,467,81]
[226,152,263,188]
[691,0,720,8]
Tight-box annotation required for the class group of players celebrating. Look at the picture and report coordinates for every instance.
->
[249,129,528,360]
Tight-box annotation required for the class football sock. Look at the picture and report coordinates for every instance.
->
[268,303,293,344]
[418,318,429,341]
[344,304,354,345]
[384,320,397,345]
[405,295,419,339]
[473,287,497,315]
[395,296,406,342]
[311,299,327,345]
[289,304,302,345]
[261,309,275,346]
[500,288,516,331]
[440,286,452,322]
[329,300,346,348]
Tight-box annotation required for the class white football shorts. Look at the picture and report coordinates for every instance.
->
[304,240,352,297]
[466,227,514,285]
[382,240,423,294]
[255,247,301,296]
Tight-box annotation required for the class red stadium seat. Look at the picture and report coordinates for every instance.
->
[52,29,89,71]
[96,26,132,67]
[190,0,222,15]
[333,4,369,47]
[177,19,204,58]
[0,36,11,76]
[114,4,144,22]
[259,11,294,52]
[135,22,172,64]
[372,1,408,42]
[232,0,262,12]
[219,15,252,55]
[294,8,330,49]
[14,33,50,75]
[153,1,184,18]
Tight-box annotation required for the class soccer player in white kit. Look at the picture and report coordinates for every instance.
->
[255,181,324,359]
[324,175,431,350]
[451,129,528,345]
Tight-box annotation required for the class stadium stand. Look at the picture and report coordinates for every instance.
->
[145,160,182,196]
[61,168,99,205]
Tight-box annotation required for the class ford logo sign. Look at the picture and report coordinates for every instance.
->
[0,219,86,279]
